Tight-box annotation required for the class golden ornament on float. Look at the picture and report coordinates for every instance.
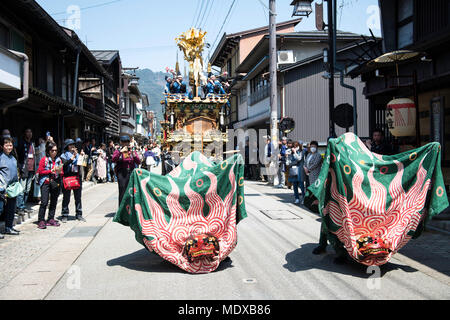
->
[386,98,416,137]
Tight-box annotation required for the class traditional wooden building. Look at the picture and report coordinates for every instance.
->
[136,94,150,144]
[0,0,110,146]
[228,30,367,143]
[349,0,450,189]
[210,19,302,127]
[90,50,123,141]
[121,71,144,138]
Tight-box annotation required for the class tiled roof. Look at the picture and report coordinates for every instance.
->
[91,50,120,64]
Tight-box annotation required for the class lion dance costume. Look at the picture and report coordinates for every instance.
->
[114,152,247,274]
[306,133,448,266]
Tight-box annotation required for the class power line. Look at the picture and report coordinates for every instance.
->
[338,0,359,29]
[198,0,215,29]
[210,0,238,52]
[256,0,275,14]
[194,0,207,28]
[200,0,216,30]
[259,0,269,24]
[117,44,176,51]
[197,0,210,28]
[338,0,344,29]
[205,0,225,39]
[50,0,123,16]
[191,0,202,27]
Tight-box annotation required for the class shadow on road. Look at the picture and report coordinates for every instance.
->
[397,230,450,277]
[283,243,418,278]
[107,249,234,274]
[107,249,183,273]
[104,212,115,218]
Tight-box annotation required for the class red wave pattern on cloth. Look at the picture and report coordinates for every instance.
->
[137,164,238,274]
[325,155,431,266]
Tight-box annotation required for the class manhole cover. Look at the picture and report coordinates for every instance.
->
[64,226,101,238]
[260,210,302,220]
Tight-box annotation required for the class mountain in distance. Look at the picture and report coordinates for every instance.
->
[135,68,166,127]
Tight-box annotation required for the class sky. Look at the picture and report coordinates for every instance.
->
[36,0,381,72]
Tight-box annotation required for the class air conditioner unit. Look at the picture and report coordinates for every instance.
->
[277,50,295,64]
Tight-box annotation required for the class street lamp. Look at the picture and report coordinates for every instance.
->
[290,0,313,17]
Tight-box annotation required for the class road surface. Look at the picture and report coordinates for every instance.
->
[0,181,449,300]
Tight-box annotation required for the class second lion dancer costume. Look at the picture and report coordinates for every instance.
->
[112,136,141,206]
[305,133,449,266]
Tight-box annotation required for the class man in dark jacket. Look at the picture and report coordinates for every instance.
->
[60,139,84,223]
[365,128,397,155]
[276,137,288,188]
[106,140,116,183]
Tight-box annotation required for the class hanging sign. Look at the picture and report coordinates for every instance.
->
[386,98,416,137]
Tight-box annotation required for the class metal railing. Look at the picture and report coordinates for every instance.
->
[248,85,270,106]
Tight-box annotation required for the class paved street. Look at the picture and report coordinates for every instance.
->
[0,180,448,300]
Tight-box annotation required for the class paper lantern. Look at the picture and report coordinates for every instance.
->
[386,98,416,137]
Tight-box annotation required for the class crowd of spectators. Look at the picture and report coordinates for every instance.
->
[246,128,394,205]
[0,127,162,237]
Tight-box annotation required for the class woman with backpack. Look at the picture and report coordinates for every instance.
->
[36,142,63,229]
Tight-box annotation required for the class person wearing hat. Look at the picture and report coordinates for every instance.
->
[60,139,84,223]
[165,75,173,94]
[36,141,63,229]
[219,72,231,94]
[172,74,188,96]
[112,135,141,205]
[276,137,288,188]
[205,75,226,95]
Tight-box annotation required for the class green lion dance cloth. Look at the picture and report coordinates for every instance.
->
[306,133,448,266]
[113,152,247,274]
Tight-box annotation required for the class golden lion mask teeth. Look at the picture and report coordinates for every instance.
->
[184,234,220,262]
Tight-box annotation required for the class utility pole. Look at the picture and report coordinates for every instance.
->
[269,0,278,147]
[327,0,337,138]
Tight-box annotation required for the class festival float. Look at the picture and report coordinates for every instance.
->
[114,29,247,274]
[160,28,230,164]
